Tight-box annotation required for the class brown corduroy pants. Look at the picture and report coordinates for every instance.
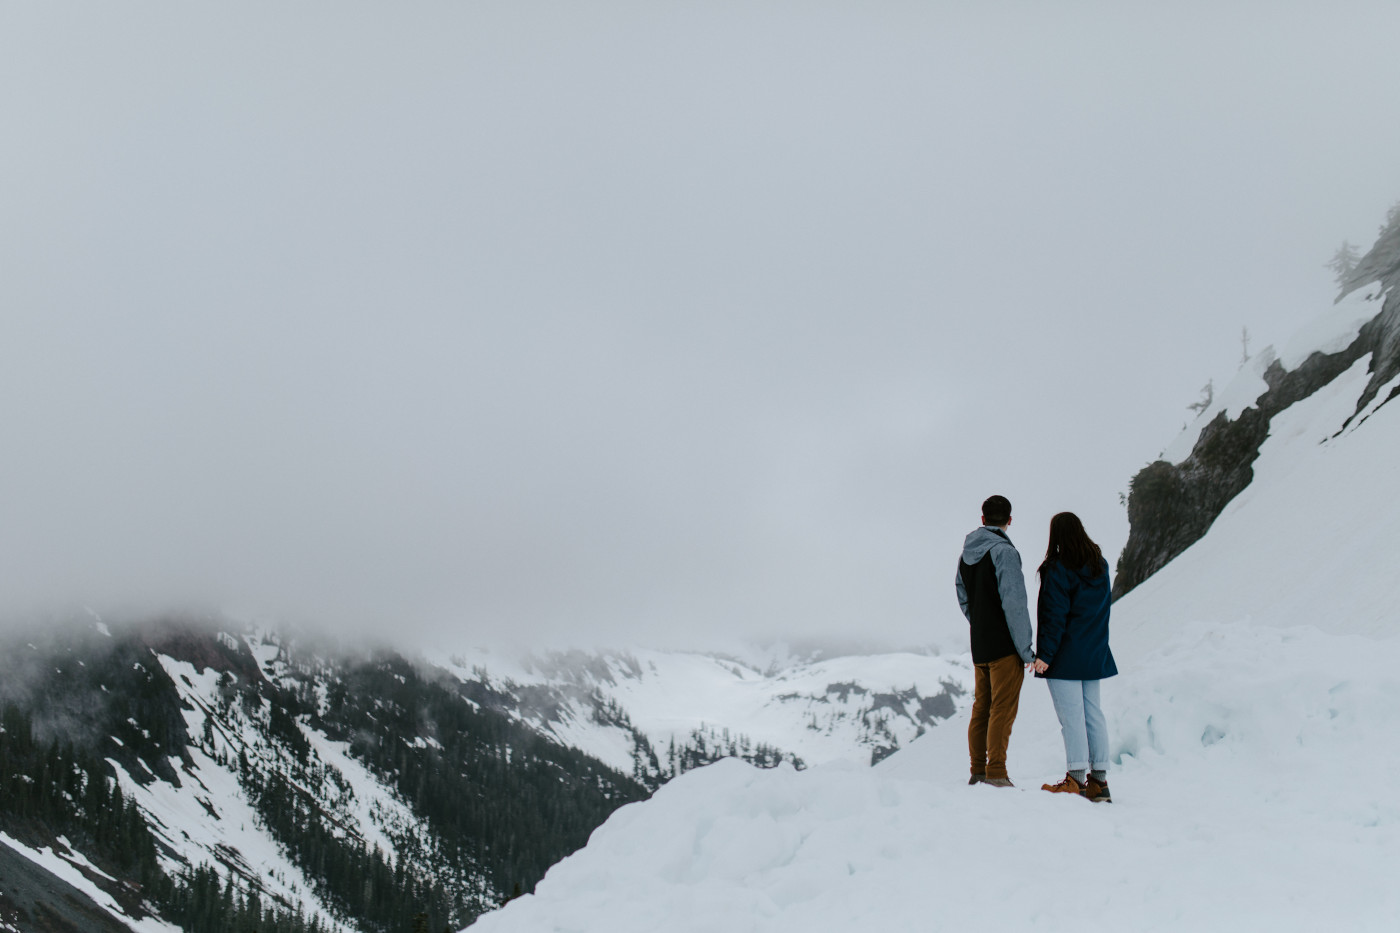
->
[968,653,1024,780]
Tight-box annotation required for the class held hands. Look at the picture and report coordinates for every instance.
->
[1029,658,1049,674]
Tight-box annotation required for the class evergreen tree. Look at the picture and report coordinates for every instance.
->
[1328,240,1361,286]
[1187,379,1213,415]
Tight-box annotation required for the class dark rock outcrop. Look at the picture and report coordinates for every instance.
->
[0,844,141,933]
[1338,211,1400,420]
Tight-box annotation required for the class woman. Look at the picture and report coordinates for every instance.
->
[1031,512,1117,802]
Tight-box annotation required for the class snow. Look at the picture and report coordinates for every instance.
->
[0,831,183,933]
[123,655,355,933]
[595,650,969,766]
[86,607,110,637]
[111,741,336,924]
[297,727,416,859]
[1160,351,1271,464]
[1277,283,1382,370]
[429,646,971,773]
[1341,369,1400,438]
[467,298,1400,932]
[469,618,1400,932]
[52,837,118,884]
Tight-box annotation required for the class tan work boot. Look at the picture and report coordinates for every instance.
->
[1040,773,1084,795]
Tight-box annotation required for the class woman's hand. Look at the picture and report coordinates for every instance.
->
[1032,658,1049,674]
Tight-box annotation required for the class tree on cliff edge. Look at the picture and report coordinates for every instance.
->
[1327,240,1360,286]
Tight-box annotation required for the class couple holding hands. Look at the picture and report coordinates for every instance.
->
[955,495,1117,802]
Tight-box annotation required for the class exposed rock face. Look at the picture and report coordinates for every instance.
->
[1113,214,1400,600]
[0,845,140,933]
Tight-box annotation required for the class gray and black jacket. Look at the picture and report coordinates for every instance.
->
[955,526,1034,664]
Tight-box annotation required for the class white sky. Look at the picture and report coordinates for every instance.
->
[1,2,1397,652]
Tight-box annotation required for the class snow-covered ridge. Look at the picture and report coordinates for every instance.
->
[1114,259,1400,601]
[1161,283,1380,465]
[427,646,972,774]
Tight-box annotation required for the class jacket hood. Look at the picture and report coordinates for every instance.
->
[1047,556,1111,586]
[962,526,1011,564]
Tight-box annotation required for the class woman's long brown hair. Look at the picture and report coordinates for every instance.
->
[1040,511,1104,577]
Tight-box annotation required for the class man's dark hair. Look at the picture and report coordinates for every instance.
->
[982,495,1011,526]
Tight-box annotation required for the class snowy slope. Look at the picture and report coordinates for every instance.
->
[470,620,1400,933]
[0,627,364,933]
[466,296,1400,931]
[1120,311,1400,650]
[104,641,376,933]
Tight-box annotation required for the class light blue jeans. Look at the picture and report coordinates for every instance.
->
[1046,678,1110,773]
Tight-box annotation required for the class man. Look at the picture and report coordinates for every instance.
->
[955,495,1034,787]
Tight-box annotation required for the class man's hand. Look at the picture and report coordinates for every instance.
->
[1032,658,1049,674]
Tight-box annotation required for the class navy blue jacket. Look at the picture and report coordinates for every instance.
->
[1035,557,1117,681]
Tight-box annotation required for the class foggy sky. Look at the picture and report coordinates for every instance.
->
[2,2,1398,653]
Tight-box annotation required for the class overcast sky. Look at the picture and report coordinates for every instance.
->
[2,2,1397,653]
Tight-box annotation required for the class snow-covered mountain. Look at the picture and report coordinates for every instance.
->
[431,645,971,775]
[466,216,1400,932]
[0,622,969,933]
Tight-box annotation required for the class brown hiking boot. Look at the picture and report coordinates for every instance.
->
[1041,773,1084,795]
[1083,775,1112,803]
[968,773,985,785]
[984,777,1014,787]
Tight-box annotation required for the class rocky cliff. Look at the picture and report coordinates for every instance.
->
[1113,207,1400,599]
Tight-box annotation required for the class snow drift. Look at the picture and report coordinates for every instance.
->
[471,624,1400,933]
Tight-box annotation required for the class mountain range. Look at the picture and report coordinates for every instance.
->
[0,618,967,933]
